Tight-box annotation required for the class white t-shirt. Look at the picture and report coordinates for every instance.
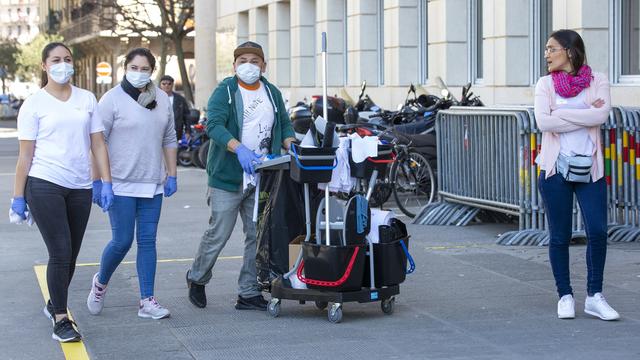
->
[112,181,163,198]
[556,89,594,156]
[239,81,274,155]
[17,86,104,189]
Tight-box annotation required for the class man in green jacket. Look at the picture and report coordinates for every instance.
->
[186,41,296,310]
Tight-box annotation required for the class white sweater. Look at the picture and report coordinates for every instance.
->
[98,85,177,183]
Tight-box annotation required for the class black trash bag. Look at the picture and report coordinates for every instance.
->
[255,169,307,289]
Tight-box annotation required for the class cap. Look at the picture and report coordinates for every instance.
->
[234,41,265,61]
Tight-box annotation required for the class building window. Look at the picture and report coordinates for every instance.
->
[621,0,639,75]
[469,0,483,83]
[27,7,31,16]
[17,25,21,35]
[612,0,640,83]
[418,0,428,84]
[531,0,553,83]
[343,0,348,86]
[377,0,384,86]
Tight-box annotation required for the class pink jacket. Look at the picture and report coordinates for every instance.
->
[534,72,611,180]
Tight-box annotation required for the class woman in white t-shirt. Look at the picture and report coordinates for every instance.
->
[86,48,178,320]
[10,42,114,343]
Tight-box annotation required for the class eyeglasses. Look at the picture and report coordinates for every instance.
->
[544,47,566,55]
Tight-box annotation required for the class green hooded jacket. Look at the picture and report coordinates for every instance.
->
[205,76,295,192]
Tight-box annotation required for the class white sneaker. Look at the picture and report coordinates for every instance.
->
[138,297,170,320]
[557,294,575,319]
[87,273,107,315]
[585,293,620,321]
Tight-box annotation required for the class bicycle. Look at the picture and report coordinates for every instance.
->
[337,123,437,218]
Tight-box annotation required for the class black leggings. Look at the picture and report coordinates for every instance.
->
[25,177,92,315]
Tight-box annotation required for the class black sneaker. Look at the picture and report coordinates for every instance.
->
[187,271,206,308]
[52,318,81,343]
[43,300,55,325]
[235,295,268,311]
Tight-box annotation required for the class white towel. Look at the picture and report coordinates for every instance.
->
[350,134,378,163]
[318,137,353,193]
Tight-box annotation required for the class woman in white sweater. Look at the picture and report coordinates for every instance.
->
[87,48,178,319]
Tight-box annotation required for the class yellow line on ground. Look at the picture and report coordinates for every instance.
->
[425,245,479,250]
[33,265,91,360]
[74,255,243,267]
[32,256,241,359]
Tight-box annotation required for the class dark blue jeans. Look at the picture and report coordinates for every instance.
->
[25,177,92,315]
[538,171,608,298]
[98,194,162,299]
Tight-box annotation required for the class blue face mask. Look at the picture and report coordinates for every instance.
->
[49,62,74,84]
[125,71,152,88]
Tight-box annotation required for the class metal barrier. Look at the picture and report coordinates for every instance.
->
[412,106,640,245]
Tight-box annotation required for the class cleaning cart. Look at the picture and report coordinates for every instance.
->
[259,33,414,323]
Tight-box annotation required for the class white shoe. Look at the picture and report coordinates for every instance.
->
[87,273,107,315]
[138,297,170,320]
[585,293,620,321]
[557,294,575,319]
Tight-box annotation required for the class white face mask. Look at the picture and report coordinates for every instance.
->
[48,62,74,84]
[236,63,261,84]
[126,71,152,88]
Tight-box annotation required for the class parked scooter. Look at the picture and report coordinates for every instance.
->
[289,100,314,141]
[177,109,206,167]
[344,81,383,125]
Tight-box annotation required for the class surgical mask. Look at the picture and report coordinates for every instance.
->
[236,63,261,84]
[48,62,74,84]
[125,71,152,88]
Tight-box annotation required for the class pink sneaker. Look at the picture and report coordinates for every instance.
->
[138,297,170,320]
[87,273,107,315]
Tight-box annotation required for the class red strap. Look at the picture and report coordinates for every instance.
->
[297,246,361,287]
[367,152,396,164]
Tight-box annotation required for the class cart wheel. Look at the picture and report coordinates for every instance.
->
[381,297,395,315]
[268,299,281,318]
[328,303,343,323]
[315,301,328,310]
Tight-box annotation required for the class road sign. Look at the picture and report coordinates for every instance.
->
[96,62,112,77]
[97,76,112,84]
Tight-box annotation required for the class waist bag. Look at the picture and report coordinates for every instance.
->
[556,154,592,183]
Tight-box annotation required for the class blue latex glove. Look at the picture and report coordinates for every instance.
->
[235,144,262,175]
[11,197,27,220]
[164,176,177,197]
[92,180,102,206]
[101,182,114,212]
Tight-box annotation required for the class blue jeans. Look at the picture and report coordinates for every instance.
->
[538,171,608,298]
[98,194,163,299]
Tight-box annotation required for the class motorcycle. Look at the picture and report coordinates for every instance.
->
[343,81,383,125]
[177,109,206,167]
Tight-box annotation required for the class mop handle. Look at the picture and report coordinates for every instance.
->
[321,31,330,246]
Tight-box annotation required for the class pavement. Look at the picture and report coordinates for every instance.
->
[1,119,639,360]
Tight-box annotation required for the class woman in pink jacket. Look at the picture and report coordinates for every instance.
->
[534,29,619,321]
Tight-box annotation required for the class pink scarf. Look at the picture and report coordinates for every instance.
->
[551,65,593,98]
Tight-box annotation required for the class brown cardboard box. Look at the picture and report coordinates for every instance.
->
[289,235,306,269]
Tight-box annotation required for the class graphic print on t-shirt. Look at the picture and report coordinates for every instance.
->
[239,82,274,156]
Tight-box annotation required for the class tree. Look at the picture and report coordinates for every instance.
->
[15,33,64,83]
[0,40,20,94]
[101,0,195,103]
